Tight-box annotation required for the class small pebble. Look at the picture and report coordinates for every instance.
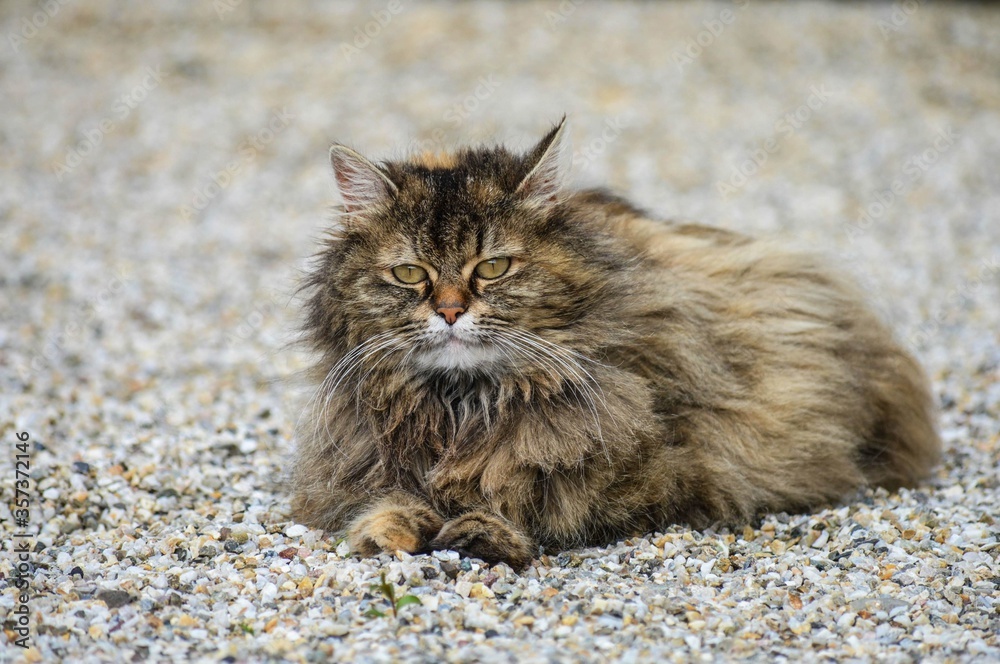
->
[96,590,133,609]
[285,524,308,538]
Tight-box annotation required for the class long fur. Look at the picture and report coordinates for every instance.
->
[289,122,941,567]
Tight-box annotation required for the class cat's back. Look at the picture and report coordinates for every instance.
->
[566,189,764,268]
[569,189,940,494]
[572,190,866,316]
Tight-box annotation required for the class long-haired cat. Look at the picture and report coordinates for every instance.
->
[290,118,940,568]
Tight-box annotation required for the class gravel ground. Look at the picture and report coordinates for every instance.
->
[2,1,999,662]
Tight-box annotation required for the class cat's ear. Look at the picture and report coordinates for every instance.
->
[515,116,570,203]
[329,144,398,213]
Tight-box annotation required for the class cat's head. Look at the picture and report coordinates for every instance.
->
[305,119,629,380]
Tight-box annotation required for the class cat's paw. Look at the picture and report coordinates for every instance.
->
[430,511,536,569]
[347,494,444,557]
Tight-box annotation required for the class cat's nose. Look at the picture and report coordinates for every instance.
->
[436,305,465,325]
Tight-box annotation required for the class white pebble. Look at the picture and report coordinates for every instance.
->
[285,524,308,537]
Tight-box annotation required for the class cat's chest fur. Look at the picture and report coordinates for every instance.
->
[376,381,527,510]
[383,377,534,468]
[375,372,649,522]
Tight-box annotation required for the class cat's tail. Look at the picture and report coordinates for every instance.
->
[858,345,942,491]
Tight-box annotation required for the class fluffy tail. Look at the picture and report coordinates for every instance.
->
[859,347,942,490]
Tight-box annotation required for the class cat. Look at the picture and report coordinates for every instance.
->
[289,118,941,569]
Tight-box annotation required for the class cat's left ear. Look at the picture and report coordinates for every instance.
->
[516,116,570,204]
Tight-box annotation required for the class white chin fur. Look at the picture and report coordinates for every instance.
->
[413,342,501,372]
[414,313,501,372]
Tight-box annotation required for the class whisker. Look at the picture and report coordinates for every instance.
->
[304,327,419,454]
[296,330,397,443]
[477,318,611,368]
[504,329,618,422]
[320,337,401,451]
[492,332,612,465]
[352,339,410,417]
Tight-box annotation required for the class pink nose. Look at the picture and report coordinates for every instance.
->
[436,306,465,325]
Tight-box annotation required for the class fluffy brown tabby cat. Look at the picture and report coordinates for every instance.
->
[290,119,940,569]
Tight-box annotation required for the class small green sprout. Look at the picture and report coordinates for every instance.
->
[364,571,422,619]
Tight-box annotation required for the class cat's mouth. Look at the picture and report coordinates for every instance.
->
[413,333,500,372]
[428,333,487,354]
[425,326,480,346]
[444,331,477,346]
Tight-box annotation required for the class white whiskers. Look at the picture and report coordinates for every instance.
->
[299,328,415,455]
[487,325,615,464]
[297,318,617,465]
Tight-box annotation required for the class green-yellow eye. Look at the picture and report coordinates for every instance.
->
[474,257,511,280]
[391,264,428,284]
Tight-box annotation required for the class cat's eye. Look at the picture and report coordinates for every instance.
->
[391,264,428,284]
[474,257,511,280]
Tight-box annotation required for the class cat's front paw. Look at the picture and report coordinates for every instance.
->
[430,511,536,569]
[347,493,444,557]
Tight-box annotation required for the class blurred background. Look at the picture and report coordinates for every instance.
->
[3,0,999,483]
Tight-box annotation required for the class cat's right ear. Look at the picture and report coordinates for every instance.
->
[329,145,398,214]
